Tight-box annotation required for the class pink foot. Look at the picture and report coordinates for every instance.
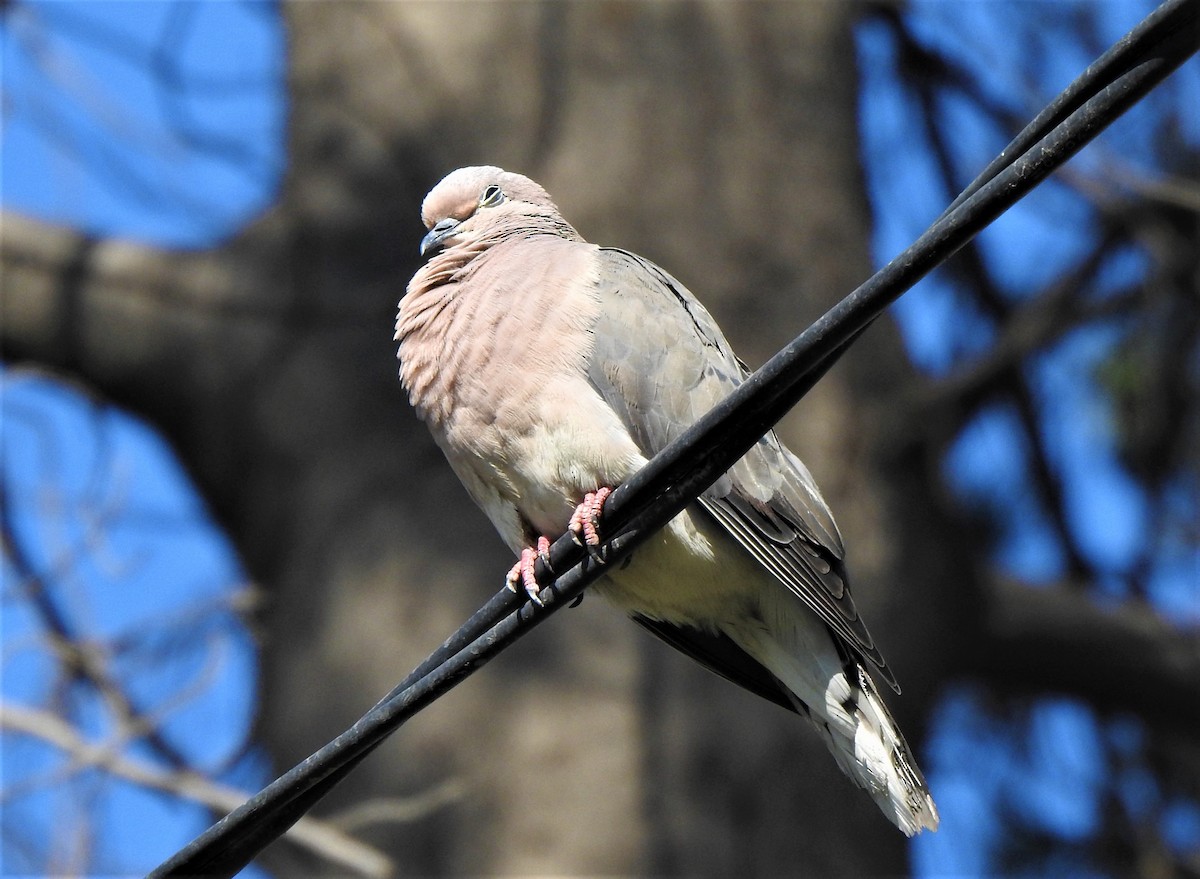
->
[506,535,553,605]
[569,487,612,556]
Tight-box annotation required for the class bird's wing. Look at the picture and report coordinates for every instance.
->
[585,247,898,692]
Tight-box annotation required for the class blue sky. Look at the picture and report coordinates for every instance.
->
[2,0,1197,875]
[0,370,270,874]
[1,0,283,246]
[1,1,282,873]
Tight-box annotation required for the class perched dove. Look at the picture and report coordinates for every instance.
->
[396,166,939,835]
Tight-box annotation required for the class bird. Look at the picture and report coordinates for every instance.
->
[395,166,939,836]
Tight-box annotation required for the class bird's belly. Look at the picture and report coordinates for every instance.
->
[593,505,763,630]
[451,375,648,544]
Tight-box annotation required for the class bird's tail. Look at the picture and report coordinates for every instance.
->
[813,662,939,836]
[730,620,939,836]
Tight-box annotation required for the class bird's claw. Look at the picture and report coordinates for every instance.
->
[508,489,610,605]
[569,487,612,561]
[506,535,553,605]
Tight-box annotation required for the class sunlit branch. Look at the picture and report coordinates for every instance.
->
[0,702,394,877]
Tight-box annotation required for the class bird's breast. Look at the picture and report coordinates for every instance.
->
[398,239,646,541]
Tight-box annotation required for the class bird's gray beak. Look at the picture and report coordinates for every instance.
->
[420,217,462,258]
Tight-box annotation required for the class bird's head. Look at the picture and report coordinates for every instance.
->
[417,166,573,258]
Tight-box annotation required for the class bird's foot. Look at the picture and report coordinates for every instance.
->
[506,535,553,605]
[569,487,612,560]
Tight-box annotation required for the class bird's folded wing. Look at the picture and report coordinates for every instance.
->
[586,247,898,692]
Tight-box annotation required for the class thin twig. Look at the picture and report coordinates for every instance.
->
[1,702,393,877]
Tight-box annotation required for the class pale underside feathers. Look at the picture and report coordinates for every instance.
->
[396,165,938,835]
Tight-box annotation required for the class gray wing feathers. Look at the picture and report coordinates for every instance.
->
[587,247,897,691]
[698,494,896,691]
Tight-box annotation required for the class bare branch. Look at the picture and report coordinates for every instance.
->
[1,702,394,878]
[968,576,1200,732]
[328,782,466,833]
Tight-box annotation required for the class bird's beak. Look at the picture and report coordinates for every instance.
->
[420,217,462,258]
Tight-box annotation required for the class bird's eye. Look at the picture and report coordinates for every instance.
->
[479,184,505,208]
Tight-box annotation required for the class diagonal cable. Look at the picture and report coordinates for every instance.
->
[150,0,1199,874]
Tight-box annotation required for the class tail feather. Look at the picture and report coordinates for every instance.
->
[826,664,939,836]
[728,618,939,836]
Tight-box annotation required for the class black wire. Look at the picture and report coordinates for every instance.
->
[150,1,1199,874]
